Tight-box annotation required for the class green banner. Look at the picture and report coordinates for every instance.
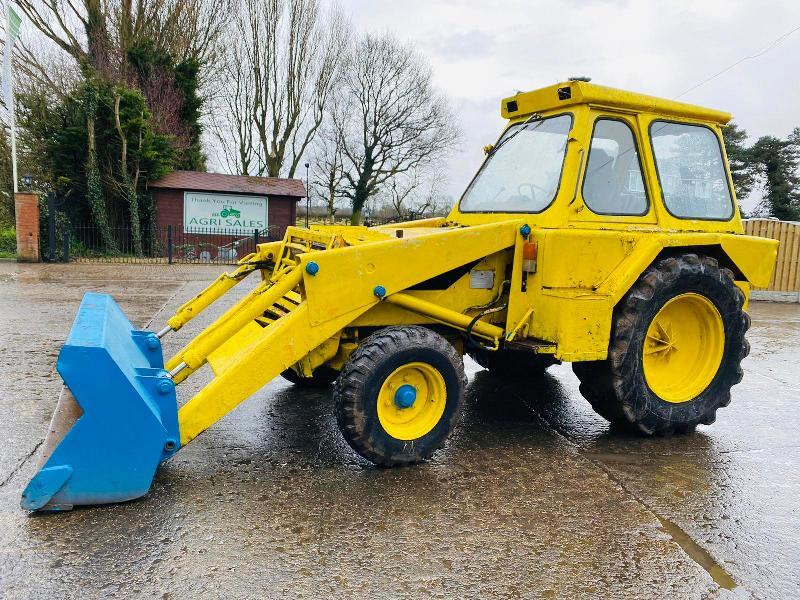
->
[7,6,21,41]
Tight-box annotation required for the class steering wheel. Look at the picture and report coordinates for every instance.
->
[518,182,551,201]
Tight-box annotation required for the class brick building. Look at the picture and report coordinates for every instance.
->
[149,171,305,240]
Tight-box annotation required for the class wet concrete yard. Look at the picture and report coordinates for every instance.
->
[0,262,798,598]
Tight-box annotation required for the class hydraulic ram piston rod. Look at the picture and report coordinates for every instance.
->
[385,292,504,342]
[166,267,304,380]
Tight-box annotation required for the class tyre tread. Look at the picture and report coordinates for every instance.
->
[334,326,466,466]
[572,252,749,435]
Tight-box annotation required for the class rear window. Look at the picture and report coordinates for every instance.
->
[650,121,734,220]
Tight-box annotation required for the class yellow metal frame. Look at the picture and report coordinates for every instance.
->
[157,80,778,448]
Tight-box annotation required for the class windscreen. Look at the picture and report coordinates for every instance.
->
[459,114,572,213]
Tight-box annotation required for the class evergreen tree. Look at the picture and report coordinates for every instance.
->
[174,59,206,171]
[750,135,800,221]
[722,122,755,202]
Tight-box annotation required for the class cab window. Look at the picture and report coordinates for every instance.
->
[459,114,572,213]
[582,119,648,215]
[650,121,734,220]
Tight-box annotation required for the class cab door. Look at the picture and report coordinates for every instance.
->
[570,112,656,226]
[538,112,656,292]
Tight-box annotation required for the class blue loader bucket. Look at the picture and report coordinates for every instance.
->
[21,293,180,511]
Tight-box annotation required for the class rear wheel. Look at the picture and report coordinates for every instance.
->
[573,253,750,435]
[469,348,559,378]
[334,326,466,466]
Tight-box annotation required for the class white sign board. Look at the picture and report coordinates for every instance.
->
[183,192,268,234]
[470,269,495,289]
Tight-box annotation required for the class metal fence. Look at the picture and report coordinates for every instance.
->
[64,225,281,264]
[41,199,446,265]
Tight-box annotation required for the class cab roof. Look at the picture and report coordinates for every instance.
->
[501,81,732,125]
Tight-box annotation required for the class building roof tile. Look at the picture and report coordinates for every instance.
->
[149,171,305,198]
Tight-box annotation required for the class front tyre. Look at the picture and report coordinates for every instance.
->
[573,253,750,435]
[334,326,466,466]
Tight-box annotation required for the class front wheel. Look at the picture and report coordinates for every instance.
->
[334,326,466,466]
[573,253,750,435]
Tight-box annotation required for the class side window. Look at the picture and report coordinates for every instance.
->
[583,119,648,215]
[650,121,733,220]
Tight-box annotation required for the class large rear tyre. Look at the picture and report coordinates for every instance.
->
[334,326,466,466]
[469,348,559,378]
[573,253,750,435]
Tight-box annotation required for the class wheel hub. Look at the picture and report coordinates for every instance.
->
[643,293,725,404]
[377,362,447,440]
[394,384,417,408]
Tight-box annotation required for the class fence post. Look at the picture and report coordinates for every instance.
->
[63,230,70,262]
[47,192,56,262]
[167,225,173,264]
[254,228,259,250]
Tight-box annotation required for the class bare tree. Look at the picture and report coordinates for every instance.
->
[413,168,450,217]
[310,120,347,221]
[213,0,349,178]
[384,173,419,220]
[334,33,459,225]
[210,38,260,175]
[14,0,230,81]
[381,166,447,221]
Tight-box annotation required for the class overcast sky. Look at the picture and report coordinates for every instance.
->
[339,0,800,210]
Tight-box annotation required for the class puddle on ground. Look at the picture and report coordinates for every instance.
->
[657,515,737,591]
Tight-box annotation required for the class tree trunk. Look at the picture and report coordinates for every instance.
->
[124,178,142,256]
[326,183,339,223]
[351,183,369,225]
[114,92,142,256]
[350,160,372,225]
[265,153,281,178]
[85,85,118,253]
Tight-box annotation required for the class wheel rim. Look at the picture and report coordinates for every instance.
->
[377,362,447,440]
[642,293,725,403]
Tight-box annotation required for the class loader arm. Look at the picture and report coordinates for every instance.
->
[22,221,522,510]
[164,241,282,333]
[170,221,519,443]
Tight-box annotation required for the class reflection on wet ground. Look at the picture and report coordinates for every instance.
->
[0,262,798,598]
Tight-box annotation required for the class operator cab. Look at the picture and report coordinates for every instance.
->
[451,80,739,233]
